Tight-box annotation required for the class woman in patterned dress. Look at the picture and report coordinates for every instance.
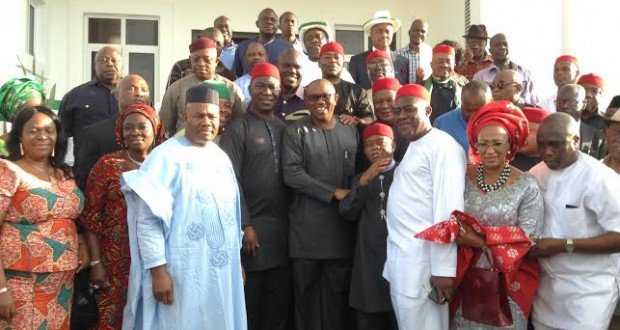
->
[79,103,167,329]
[451,101,545,330]
[0,106,88,329]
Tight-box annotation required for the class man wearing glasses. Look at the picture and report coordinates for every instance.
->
[283,78,360,329]
[489,69,527,107]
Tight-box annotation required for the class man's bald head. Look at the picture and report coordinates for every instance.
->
[114,74,150,111]
[213,16,233,45]
[244,42,267,71]
[537,112,580,170]
[491,69,522,103]
[461,81,492,121]
[489,33,509,63]
[557,84,586,121]
[408,19,428,46]
[95,46,123,87]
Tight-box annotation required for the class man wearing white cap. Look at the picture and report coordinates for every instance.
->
[298,21,356,87]
[348,11,410,90]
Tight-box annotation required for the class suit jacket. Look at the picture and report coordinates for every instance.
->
[348,50,409,90]
[74,115,123,191]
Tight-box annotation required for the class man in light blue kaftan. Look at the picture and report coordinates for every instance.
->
[120,84,247,329]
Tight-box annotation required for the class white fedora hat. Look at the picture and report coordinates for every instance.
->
[363,10,401,35]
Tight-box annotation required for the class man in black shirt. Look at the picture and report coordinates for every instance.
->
[220,63,290,330]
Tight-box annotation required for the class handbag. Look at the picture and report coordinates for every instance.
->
[70,269,99,329]
[460,247,513,327]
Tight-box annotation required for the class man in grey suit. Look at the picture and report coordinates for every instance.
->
[348,11,409,89]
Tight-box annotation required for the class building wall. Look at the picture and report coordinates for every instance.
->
[1,0,466,107]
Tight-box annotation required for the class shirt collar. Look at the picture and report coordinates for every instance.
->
[383,159,397,172]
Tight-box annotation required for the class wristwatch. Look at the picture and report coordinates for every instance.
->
[565,238,574,252]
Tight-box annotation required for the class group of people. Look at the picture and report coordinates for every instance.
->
[0,6,619,330]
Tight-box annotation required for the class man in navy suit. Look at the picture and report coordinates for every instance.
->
[348,11,409,90]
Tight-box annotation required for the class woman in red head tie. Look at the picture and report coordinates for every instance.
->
[451,101,545,329]
[79,103,167,329]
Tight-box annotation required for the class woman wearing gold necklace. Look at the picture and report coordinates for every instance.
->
[0,106,87,329]
[78,103,167,330]
[451,101,544,330]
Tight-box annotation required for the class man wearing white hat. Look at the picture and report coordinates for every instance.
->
[298,21,356,87]
[348,10,410,90]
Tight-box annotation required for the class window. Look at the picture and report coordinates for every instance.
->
[84,15,160,101]
[336,27,365,61]
[27,3,35,55]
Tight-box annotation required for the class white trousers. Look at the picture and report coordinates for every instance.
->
[390,289,449,330]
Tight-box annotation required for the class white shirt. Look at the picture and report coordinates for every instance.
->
[383,129,466,298]
[538,91,557,113]
[530,153,620,330]
[234,74,251,106]
[300,58,356,87]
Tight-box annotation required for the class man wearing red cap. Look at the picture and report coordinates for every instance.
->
[539,55,580,113]
[512,107,549,171]
[319,41,374,127]
[434,81,492,154]
[366,50,396,85]
[384,84,466,329]
[372,77,409,161]
[348,11,409,90]
[282,79,360,330]
[339,123,398,330]
[578,73,608,159]
[220,63,291,330]
[423,44,466,123]
[160,37,245,135]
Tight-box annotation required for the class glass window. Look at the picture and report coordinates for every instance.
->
[88,18,121,44]
[28,4,35,55]
[129,53,155,95]
[336,30,364,54]
[126,19,158,46]
[90,51,97,80]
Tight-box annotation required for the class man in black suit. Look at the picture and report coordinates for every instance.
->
[348,11,409,90]
[74,74,150,190]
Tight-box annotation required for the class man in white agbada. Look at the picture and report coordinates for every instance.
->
[120,85,247,329]
[529,113,620,330]
[383,84,466,329]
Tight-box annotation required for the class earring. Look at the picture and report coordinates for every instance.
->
[19,143,23,156]
[51,148,55,158]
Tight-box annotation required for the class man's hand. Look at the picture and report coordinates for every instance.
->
[76,240,90,273]
[242,226,260,257]
[0,290,17,321]
[529,238,566,258]
[430,275,454,303]
[151,265,174,305]
[462,47,474,64]
[359,158,391,186]
[456,223,486,249]
[416,67,426,83]
[334,188,351,201]
[339,115,359,126]
[90,263,111,290]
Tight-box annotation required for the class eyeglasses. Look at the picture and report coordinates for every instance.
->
[488,82,518,91]
[392,105,419,116]
[368,62,392,70]
[305,93,334,102]
[475,141,509,151]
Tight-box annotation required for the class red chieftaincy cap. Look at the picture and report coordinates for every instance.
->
[578,73,604,90]
[433,44,455,56]
[372,78,401,95]
[395,84,430,102]
[251,63,280,81]
[366,49,393,66]
[521,107,550,124]
[319,41,345,57]
[555,55,578,65]
[189,37,217,53]
[363,122,394,141]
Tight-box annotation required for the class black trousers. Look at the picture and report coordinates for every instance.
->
[244,265,292,330]
[354,309,398,330]
[292,258,352,330]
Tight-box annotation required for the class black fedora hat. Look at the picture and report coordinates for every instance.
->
[463,24,489,39]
